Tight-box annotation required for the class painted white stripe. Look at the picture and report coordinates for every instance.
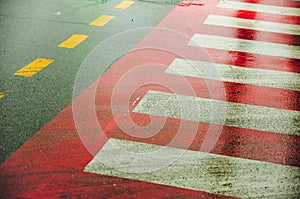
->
[85,138,300,198]
[204,15,300,35]
[217,0,300,17]
[188,34,300,59]
[133,90,300,135]
[165,58,300,91]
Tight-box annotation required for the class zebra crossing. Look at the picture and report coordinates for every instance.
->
[188,34,300,59]
[85,0,300,198]
[217,0,300,16]
[85,138,300,198]
[166,58,300,91]
[204,15,300,35]
[1,0,299,198]
[132,90,300,135]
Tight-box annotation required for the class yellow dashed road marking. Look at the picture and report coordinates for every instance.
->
[58,34,89,49]
[0,92,4,99]
[89,15,115,27]
[115,1,135,10]
[14,58,55,77]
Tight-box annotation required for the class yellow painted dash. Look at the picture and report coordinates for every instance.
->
[59,34,89,49]
[89,15,115,27]
[115,1,135,10]
[0,92,4,99]
[14,58,55,77]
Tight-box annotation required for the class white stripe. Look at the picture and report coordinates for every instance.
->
[85,138,300,198]
[133,90,300,135]
[165,58,300,91]
[188,34,300,59]
[204,15,300,35]
[217,0,300,17]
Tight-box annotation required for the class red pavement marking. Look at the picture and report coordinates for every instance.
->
[0,106,236,198]
[92,50,300,166]
[1,0,299,198]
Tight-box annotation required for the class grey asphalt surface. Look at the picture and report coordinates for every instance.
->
[0,0,180,162]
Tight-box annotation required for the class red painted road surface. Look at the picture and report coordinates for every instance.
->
[1,0,299,198]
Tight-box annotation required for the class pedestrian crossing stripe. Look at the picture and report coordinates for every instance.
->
[188,34,300,59]
[165,58,300,91]
[58,34,89,49]
[14,58,55,77]
[217,0,300,17]
[85,138,300,198]
[204,15,300,35]
[133,90,300,136]
[89,15,115,27]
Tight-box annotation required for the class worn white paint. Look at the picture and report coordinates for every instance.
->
[188,34,300,59]
[217,0,300,17]
[85,138,300,198]
[133,90,300,135]
[165,58,300,91]
[204,15,300,35]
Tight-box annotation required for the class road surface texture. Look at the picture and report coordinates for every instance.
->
[1,0,300,198]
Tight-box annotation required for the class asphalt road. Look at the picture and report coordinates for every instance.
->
[0,0,180,162]
[1,0,300,198]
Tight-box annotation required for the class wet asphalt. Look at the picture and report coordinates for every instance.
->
[0,0,180,162]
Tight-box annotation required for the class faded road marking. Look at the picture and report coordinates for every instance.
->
[89,15,115,27]
[188,34,300,59]
[58,34,89,49]
[165,58,300,91]
[204,15,300,35]
[217,0,300,17]
[85,138,300,198]
[133,90,300,135]
[14,58,55,77]
[115,1,135,10]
